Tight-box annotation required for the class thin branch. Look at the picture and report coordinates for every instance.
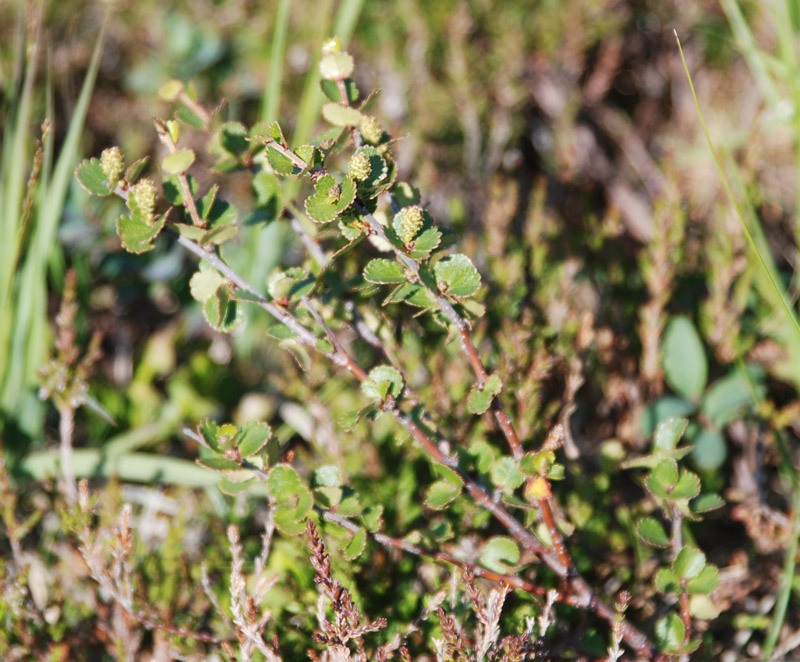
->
[174,232,662,661]
[154,120,206,229]
[357,199,576,574]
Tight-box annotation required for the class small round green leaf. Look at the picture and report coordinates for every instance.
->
[489,457,524,491]
[116,211,167,254]
[662,316,707,401]
[361,366,404,401]
[636,516,670,548]
[686,564,719,594]
[237,421,272,457]
[691,428,727,472]
[424,479,462,510]
[480,536,520,574]
[674,545,706,579]
[189,267,225,302]
[161,148,196,174]
[312,465,343,488]
[322,102,363,127]
[670,471,701,500]
[75,158,113,196]
[364,258,406,284]
[434,254,481,297]
[655,568,681,594]
[343,527,367,560]
[655,613,685,652]
[653,417,689,452]
[267,464,304,502]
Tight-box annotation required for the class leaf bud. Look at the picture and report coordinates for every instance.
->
[322,37,341,55]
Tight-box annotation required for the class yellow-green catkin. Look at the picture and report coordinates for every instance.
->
[131,178,157,222]
[394,205,424,245]
[348,151,371,181]
[100,146,124,187]
[360,115,383,145]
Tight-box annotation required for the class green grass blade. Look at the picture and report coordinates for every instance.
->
[675,31,800,348]
[18,448,268,494]
[1,17,108,430]
[762,482,800,656]
[260,0,291,124]
[719,0,781,109]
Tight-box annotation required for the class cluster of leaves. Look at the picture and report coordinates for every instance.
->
[627,418,724,654]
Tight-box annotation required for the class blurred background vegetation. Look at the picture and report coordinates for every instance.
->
[3,0,800,659]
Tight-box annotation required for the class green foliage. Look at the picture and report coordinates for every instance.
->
[5,2,800,660]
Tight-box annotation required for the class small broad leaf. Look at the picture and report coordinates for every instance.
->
[467,374,503,415]
[273,503,310,535]
[200,223,239,245]
[267,268,316,301]
[655,568,681,594]
[304,175,356,223]
[674,545,706,579]
[384,282,436,309]
[653,417,689,452]
[220,121,249,155]
[322,102,362,127]
[361,366,404,401]
[691,492,725,513]
[670,471,701,500]
[649,459,679,494]
[343,527,367,560]
[189,266,225,302]
[691,428,727,472]
[408,227,442,258]
[116,211,167,254]
[480,536,520,574]
[176,106,205,129]
[361,505,383,532]
[701,365,764,427]
[489,457,524,491]
[162,173,198,205]
[689,594,721,619]
[218,476,257,495]
[320,78,359,104]
[686,564,719,594]
[636,516,670,548]
[655,613,685,652]
[203,283,243,333]
[434,254,481,297]
[161,148,196,174]
[266,145,298,175]
[424,479,462,509]
[124,156,150,184]
[364,258,406,284]
[236,421,272,457]
[267,464,304,502]
[75,158,113,196]
[312,465,343,488]
[662,316,707,401]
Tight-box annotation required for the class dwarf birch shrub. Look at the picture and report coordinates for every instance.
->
[63,38,732,661]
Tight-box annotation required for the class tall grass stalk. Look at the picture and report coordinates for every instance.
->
[676,30,800,657]
[0,12,107,439]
